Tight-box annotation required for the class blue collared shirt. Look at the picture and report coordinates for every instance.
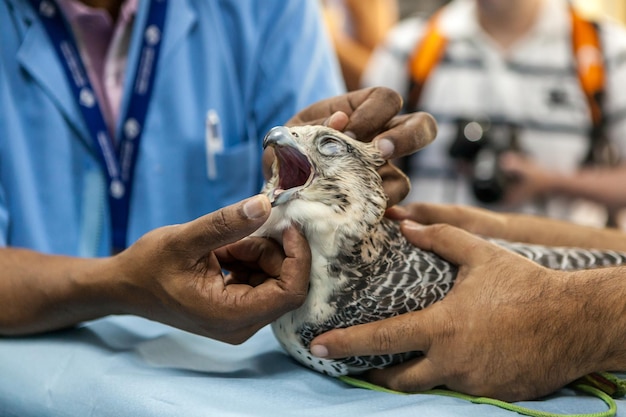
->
[0,0,344,256]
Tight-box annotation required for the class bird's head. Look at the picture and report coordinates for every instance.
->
[257,125,388,251]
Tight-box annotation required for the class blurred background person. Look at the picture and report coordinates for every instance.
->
[397,0,451,19]
[322,0,399,90]
[362,0,626,228]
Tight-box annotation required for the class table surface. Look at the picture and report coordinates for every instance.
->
[1,316,623,417]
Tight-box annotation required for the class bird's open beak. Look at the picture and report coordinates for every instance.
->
[263,126,315,206]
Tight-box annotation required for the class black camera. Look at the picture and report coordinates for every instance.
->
[448,119,520,204]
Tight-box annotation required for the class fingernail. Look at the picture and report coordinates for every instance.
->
[386,205,408,217]
[326,111,349,130]
[374,138,394,158]
[344,131,356,139]
[243,195,270,219]
[325,112,340,127]
[310,344,329,358]
[401,220,424,231]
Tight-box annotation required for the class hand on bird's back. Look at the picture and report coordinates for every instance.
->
[310,222,626,401]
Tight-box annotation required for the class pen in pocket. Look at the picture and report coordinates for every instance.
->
[205,109,224,180]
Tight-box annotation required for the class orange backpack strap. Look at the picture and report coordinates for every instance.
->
[570,5,618,225]
[406,5,606,124]
[405,10,447,111]
[570,4,606,129]
[569,4,617,169]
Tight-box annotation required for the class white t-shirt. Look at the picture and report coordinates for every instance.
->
[363,0,626,226]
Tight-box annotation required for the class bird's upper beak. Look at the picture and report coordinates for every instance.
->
[263,126,314,206]
[263,126,295,149]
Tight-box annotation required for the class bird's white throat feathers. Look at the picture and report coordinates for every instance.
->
[253,125,389,319]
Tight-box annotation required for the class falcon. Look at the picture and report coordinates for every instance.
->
[254,125,626,377]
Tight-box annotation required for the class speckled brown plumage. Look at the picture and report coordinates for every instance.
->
[254,125,626,377]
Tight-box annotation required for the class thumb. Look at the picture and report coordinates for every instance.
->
[366,356,444,394]
[324,111,350,131]
[177,195,271,254]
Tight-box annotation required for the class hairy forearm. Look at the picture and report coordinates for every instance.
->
[548,165,626,210]
[333,37,371,90]
[567,266,626,373]
[502,212,626,252]
[394,203,626,252]
[347,0,397,49]
[0,248,121,335]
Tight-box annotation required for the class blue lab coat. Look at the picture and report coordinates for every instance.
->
[0,0,344,255]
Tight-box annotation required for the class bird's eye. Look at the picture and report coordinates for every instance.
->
[318,135,348,156]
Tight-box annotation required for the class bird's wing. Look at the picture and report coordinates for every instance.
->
[490,239,626,270]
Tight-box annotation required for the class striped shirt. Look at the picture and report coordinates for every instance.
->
[362,0,626,225]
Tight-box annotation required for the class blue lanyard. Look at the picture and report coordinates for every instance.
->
[30,0,168,251]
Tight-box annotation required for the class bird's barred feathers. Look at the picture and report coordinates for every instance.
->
[254,125,626,377]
